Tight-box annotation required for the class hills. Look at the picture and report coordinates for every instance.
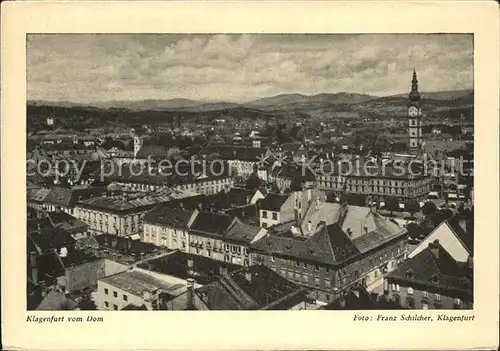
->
[27,89,473,132]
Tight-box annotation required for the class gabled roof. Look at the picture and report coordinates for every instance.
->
[259,193,289,211]
[251,223,360,265]
[46,211,88,232]
[143,206,193,229]
[387,244,472,298]
[198,265,305,310]
[188,211,233,237]
[223,219,263,245]
[446,218,473,254]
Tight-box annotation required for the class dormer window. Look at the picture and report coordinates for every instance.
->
[431,274,439,284]
[405,269,414,279]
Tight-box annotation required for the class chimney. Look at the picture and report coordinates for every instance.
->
[363,226,368,235]
[186,278,195,310]
[307,221,312,233]
[428,239,439,258]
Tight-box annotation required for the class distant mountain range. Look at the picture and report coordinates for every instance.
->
[28,89,473,112]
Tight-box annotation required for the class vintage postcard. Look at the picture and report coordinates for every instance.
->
[1,1,499,350]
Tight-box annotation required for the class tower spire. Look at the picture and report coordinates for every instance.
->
[409,69,420,101]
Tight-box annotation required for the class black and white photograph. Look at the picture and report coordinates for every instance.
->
[26,33,474,312]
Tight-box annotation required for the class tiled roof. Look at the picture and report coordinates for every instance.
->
[445,218,473,254]
[224,219,262,245]
[188,211,233,237]
[46,211,88,232]
[143,206,193,229]
[259,193,289,211]
[27,219,75,253]
[95,234,160,256]
[199,265,305,310]
[136,145,168,159]
[387,244,472,298]
[251,223,360,265]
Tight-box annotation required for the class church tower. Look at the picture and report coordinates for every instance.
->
[133,134,143,159]
[408,69,422,152]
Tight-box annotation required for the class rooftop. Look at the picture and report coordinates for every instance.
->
[99,268,189,297]
[387,243,473,299]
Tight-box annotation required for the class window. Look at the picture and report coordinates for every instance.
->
[395,284,400,292]
[262,222,268,228]
[422,291,428,298]
[315,265,319,272]
[454,298,462,309]
[113,291,118,298]
[272,212,278,220]
[104,288,109,295]
[295,261,300,267]
[325,279,331,288]
[262,211,268,218]
[104,301,109,308]
[435,293,441,301]
[314,277,320,287]
[113,304,118,310]
[271,256,276,263]
[407,287,414,295]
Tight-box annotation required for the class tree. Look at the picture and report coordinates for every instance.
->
[406,199,421,217]
[421,201,438,216]
[385,196,400,215]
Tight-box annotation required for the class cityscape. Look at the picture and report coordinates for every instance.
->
[26,34,474,311]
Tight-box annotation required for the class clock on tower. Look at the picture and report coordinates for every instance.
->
[408,69,422,152]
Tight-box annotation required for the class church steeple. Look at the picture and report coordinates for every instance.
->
[409,68,420,102]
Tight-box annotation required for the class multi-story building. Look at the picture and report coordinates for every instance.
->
[96,267,200,310]
[259,189,324,228]
[199,145,272,177]
[316,160,432,205]
[251,206,408,303]
[106,164,234,196]
[142,206,196,252]
[188,212,266,266]
[73,189,198,236]
[385,217,473,309]
[385,241,473,309]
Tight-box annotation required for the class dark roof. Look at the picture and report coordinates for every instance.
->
[41,187,75,207]
[445,218,473,254]
[199,265,306,310]
[386,244,473,300]
[321,286,377,310]
[46,211,88,232]
[136,144,168,160]
[223,219,263,245]
[122,304,148,310]
[138,251,240,285]
[27,219,76,253]
[95,234,161,257]
[259,193,289,211]
[143,206,193,229]
[188,211,233,237]
[251,223,360,266]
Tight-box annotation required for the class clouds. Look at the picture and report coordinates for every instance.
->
[27,34,473,102]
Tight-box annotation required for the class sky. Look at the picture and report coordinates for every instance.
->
[27,34,473,103]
